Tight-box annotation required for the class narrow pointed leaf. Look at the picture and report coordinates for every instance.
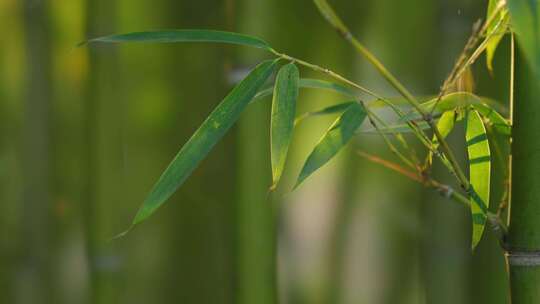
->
[507,0,540,77]
[271,63,299,186]
[486,0,509,72]
[295,102,366,188]
[133,60,277,226]
[81,29,272,50]
[466,109,491,250]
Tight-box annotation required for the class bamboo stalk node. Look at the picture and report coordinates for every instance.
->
[506,251,540,266]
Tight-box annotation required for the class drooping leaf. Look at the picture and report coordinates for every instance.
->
[295,101,357,125]
[271,63,299,187]
[132,60,277,226]
[253,78,356,101]
[486,0,510,72]
[507,0,540,77]
[465,109,491,250]
[80,29,272,50]
[295,102,367,188]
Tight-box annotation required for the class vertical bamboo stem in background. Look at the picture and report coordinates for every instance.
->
[507,51,540,304]
[20,0,54,303]
[83,1,118,303]
[236,0,276,303]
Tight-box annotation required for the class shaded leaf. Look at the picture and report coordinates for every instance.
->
[295,102,366,188]
[507,0,540,77]
[133,60,277,226]
[466,109,491,250]
[271,63,299,187]
[81,29,272,50]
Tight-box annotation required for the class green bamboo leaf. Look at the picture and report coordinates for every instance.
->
[507,0,540,77]
[485,0,509,72]
[466,109,491,250]
[80,29,272,50]
[253,78,356,101]
[295,102,367,188]
[132,60,277,227]
[271,63,299,187]
[294,101,357,125]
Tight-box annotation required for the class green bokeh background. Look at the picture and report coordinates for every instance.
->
[0,0,511,303]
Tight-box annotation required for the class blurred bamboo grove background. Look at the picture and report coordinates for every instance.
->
[0,0,512,303]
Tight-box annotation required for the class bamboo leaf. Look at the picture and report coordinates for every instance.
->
[295,102,366,188]
[132,60,277,226]
[466,109,491,250]
[486,0,510,72]
[507,0,540,77]
[271,63,299,187]
[80,29,272,50]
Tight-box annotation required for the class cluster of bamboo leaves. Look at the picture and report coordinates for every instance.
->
[82,0,540,250]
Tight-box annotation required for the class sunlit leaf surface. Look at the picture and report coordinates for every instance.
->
[466,109,491,250]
